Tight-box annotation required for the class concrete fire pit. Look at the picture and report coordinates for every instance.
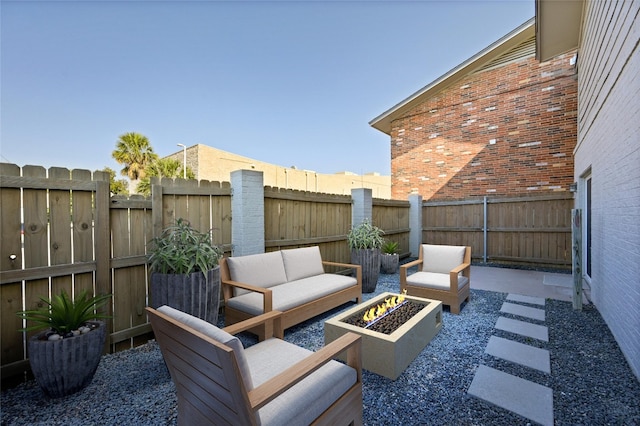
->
[324,292,442,380]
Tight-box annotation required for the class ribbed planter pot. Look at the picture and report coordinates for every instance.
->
[351,248,381,293]
[28,320,106,398]
[381,253,399,274]
[150,266,221,324]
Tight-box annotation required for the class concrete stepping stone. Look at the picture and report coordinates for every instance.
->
[468,364,554,426]
[506,293,545,306]
[500,302,545,321]
[485,335,551,374]
[495,317,549,342]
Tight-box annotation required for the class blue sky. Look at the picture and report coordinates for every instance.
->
[1,0,534,176]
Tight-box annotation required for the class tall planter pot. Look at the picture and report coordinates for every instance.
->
[28,320,107,398]
[351,248,381,293]
[380,253,399,274]
[150,266,221,324]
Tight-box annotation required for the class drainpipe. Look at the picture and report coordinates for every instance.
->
[483,196,488,263]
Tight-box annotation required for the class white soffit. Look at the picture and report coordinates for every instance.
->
[535,0,583,62]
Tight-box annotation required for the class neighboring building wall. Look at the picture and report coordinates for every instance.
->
[390,38,577,200]
[167,144,391,199]
[574,0,640,378]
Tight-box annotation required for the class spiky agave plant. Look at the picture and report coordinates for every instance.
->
[17,289,111,335]
[147,218,223,275]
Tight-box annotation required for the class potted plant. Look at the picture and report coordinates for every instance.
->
[148,218,223,324]
[381,240,400,274]
[347,218,385,293]
[16,289,111,398]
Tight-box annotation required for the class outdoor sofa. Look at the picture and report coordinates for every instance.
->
[220,246,362,339]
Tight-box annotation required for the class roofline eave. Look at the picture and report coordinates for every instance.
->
[370,17,536,136]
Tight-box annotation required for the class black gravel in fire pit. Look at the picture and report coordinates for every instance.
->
[341,300,427,334]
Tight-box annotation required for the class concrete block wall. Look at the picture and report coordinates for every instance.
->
[390,47,578,201]
[168,144,391,199]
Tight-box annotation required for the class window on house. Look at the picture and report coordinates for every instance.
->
[584,174,592,279]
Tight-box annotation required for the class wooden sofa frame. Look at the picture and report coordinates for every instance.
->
[400,245,471,314]
[147,307,363,426]
[220,255,362,340]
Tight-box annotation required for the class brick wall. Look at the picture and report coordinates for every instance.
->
[390,50,578,201]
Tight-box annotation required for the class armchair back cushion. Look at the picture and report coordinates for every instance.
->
[227,251,288,296]
[421,244,466,274]
[157,305,254,390]
[280,246,325,282]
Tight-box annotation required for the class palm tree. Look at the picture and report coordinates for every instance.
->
[102,167,128,195]
[112,132,158,193]
[136,158,195,196]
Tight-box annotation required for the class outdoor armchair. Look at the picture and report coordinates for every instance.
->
[146,305,363,426]
[400,244,471,314]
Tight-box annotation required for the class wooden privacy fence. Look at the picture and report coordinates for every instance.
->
[373,198,411,257]
[422,194,573,268]
[0,164,411,382]
[0,165,233,380]
[0,163,569,382]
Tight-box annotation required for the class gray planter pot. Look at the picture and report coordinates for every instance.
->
[351,248,381,293]
[381,253,399,274]
[150,266,221,324]
[28,320,106,398]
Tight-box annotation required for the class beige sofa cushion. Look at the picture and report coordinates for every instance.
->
[227,274,357,316]
[281,246,325,282]
[245,337,357,426]
[157,305,253,390]
[421,244,466,274]
[227,251,288,296]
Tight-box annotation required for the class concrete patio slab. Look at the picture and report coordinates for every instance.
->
[495,317,549,342]
[468,365,554,426]
[470,265,590,303]
[500,302,545,321]
[485,335,551,374]
[543,273,573,287]
[506,293,546,306]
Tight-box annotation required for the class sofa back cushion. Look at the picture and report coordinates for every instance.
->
[157,305,253,391]
[421,244,466,274]
[227,251,288,296]
[281,246,325,282]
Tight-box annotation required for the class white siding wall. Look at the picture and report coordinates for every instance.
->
[575,0,640,379]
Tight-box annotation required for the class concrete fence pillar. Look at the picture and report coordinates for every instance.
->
[409,194,423,257]
[351,188,373,226]
[230,169,264,256]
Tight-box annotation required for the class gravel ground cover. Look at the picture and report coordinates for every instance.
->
[2,269,639,425]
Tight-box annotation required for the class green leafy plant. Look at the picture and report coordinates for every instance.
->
[17,290,111,334]
[347,218,385,250]
[382,241,399,254]
[148,218,223,275]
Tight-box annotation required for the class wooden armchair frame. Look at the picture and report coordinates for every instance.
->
[400,245,471,314]
[147,307,363,426]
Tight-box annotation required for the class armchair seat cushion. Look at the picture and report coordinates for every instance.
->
[245,338,357,426]
[406,271,469,290]
[226,274,357,316]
